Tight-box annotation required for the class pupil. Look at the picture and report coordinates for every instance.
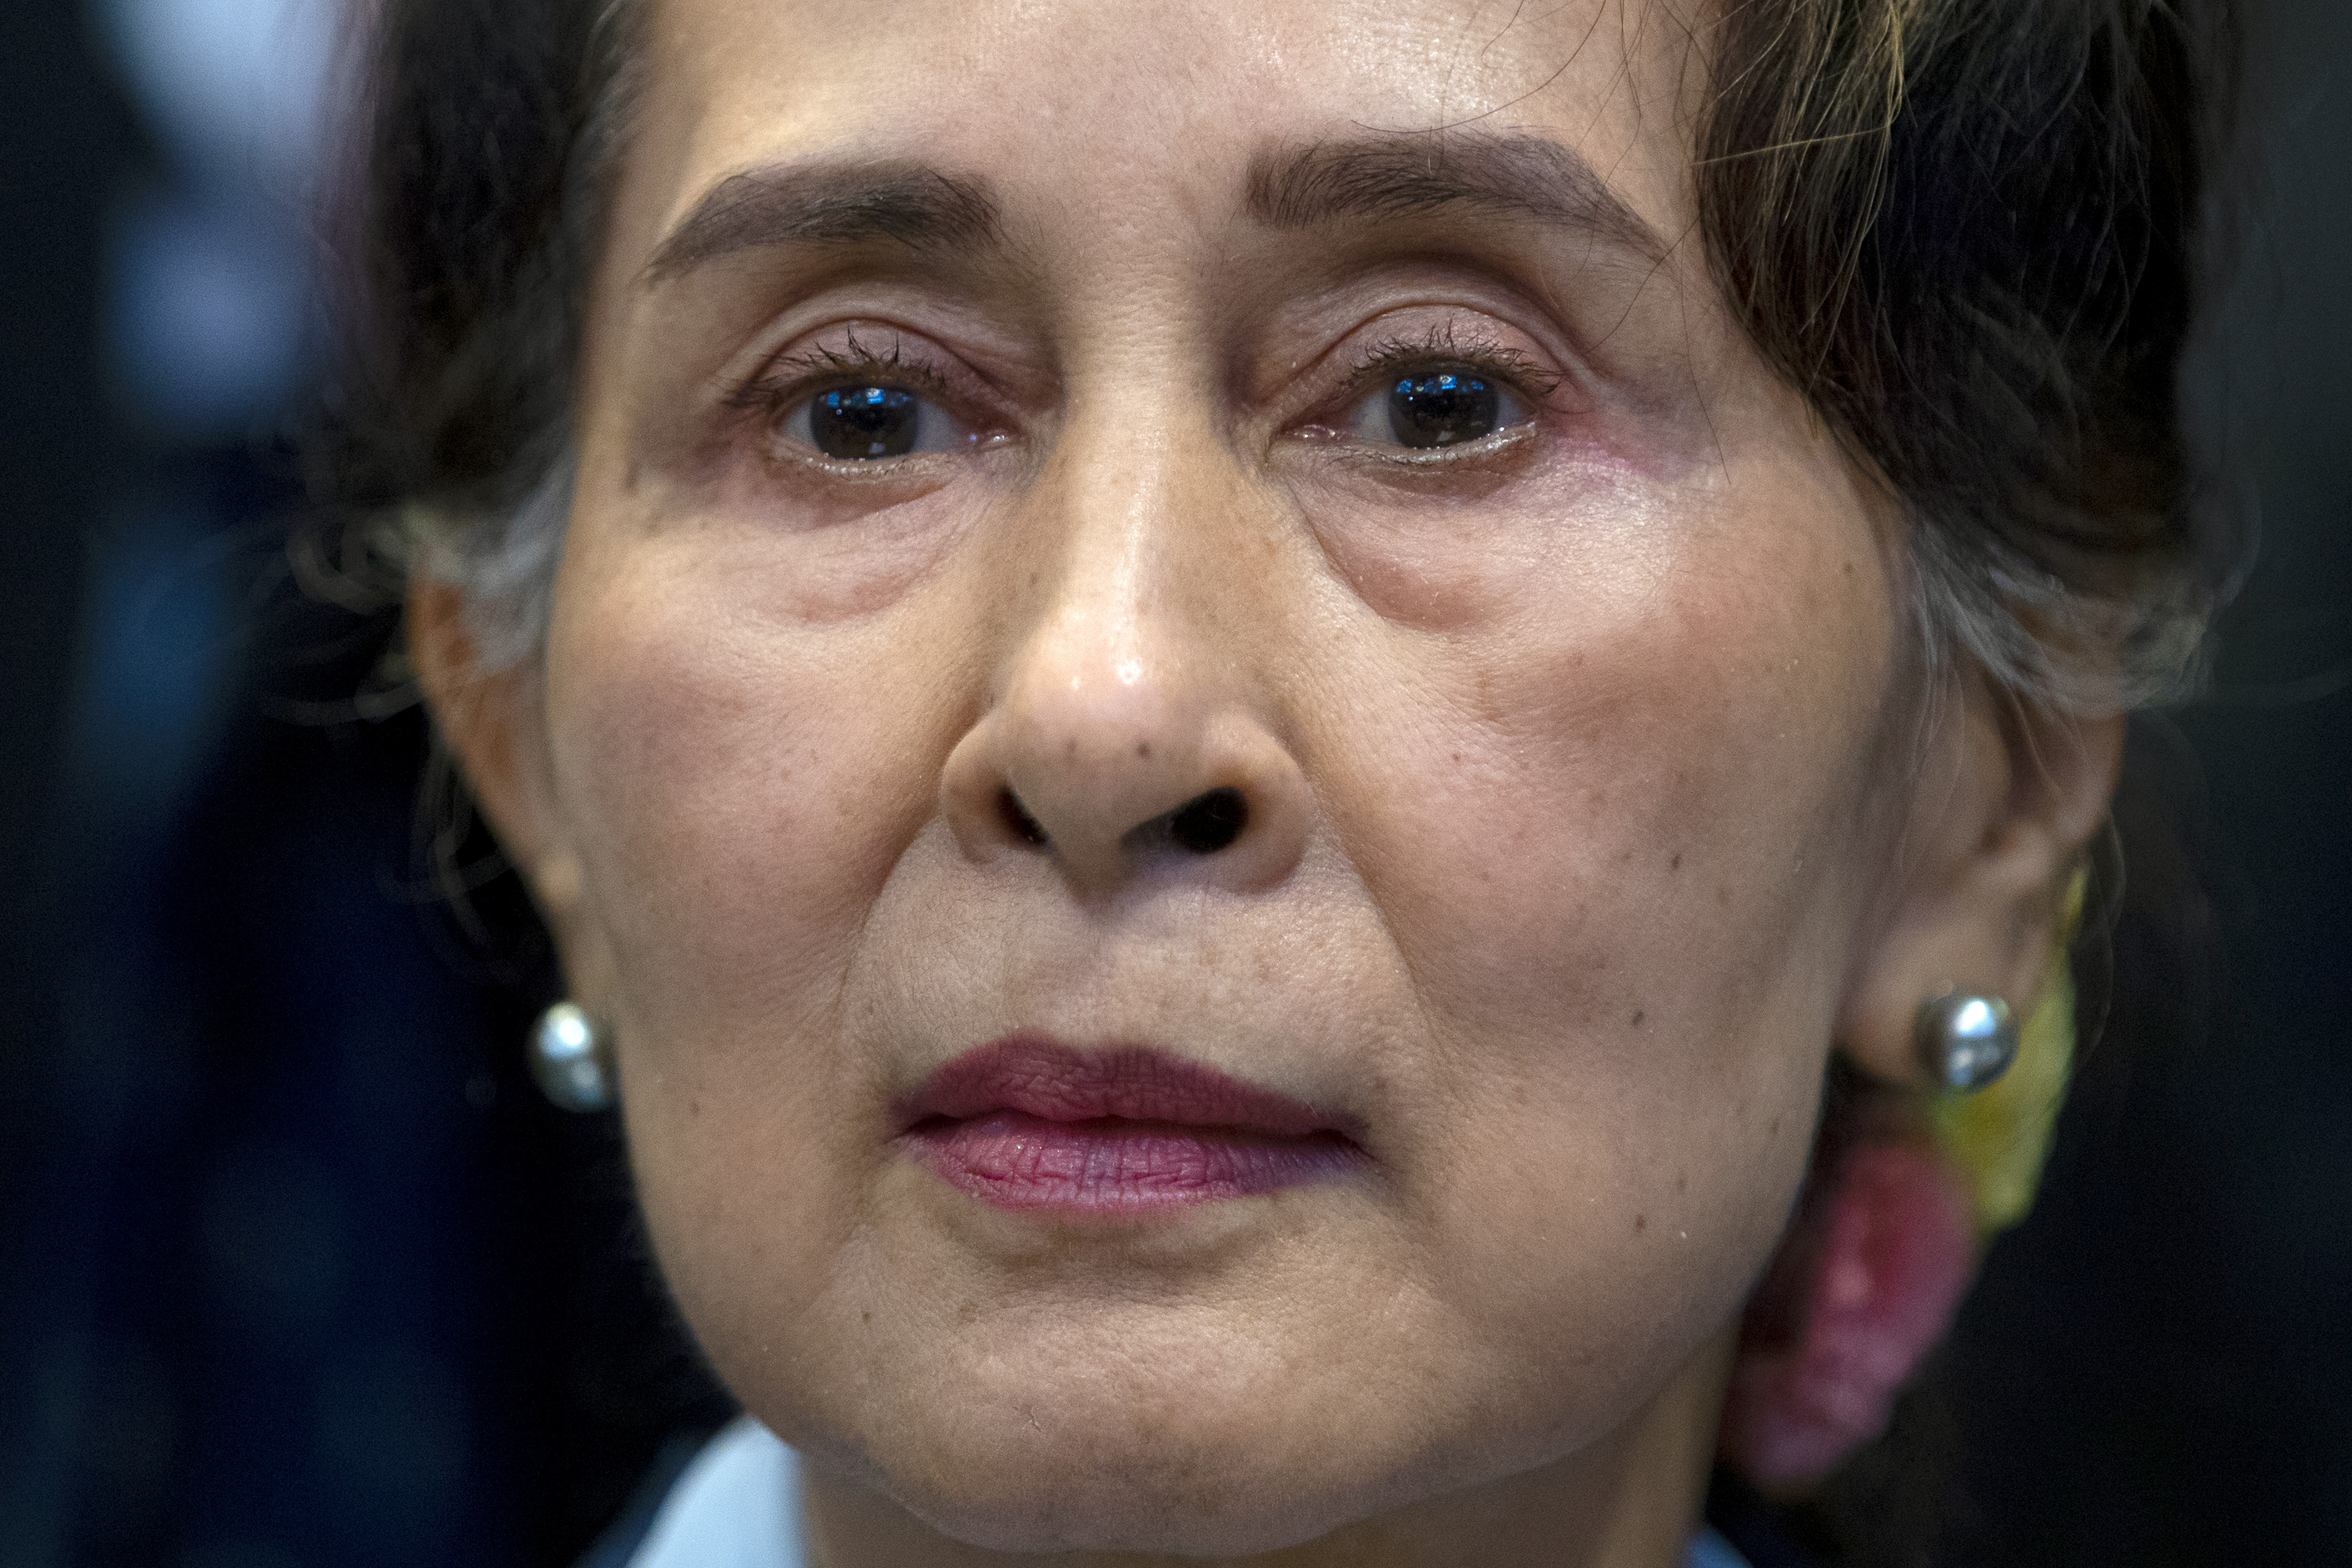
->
[1387,368,1499,448]
[811,385,919,459]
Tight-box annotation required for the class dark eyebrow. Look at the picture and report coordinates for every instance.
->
[642,160,1001,285]
[1245,133,1667,261]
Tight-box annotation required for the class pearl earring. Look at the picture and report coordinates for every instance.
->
[529,1002,616,1112]
[1914,991,2019,1091]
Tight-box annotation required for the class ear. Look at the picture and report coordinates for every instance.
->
[407,576,608,1001]
[1836,672,2122,1087]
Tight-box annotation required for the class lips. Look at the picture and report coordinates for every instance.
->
[897,1035,1365,1214]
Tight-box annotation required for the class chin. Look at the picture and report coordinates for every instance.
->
[887,1431,1409,1557]
[809,1343,1463,1557]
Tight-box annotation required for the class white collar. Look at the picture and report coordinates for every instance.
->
[620,1417,1750,1568]
[624,1417,803,1568]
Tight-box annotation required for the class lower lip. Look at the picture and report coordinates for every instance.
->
[905,1111,1362,1214]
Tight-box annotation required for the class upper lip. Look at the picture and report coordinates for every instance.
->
[897,1034,1357,1140]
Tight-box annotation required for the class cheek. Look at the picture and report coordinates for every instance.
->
[540,537,1003,1376]
[538,534,974,1237]
[1328,459,1894,1038]
[1311,456,1896,1370]
[545,526,966,1007]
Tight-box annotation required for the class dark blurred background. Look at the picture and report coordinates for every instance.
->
[0,1,2344,1564]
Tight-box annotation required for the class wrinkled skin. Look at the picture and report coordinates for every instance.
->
[414,1,2121,1563]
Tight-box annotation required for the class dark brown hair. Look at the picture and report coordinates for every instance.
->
[1699,0,2236,706]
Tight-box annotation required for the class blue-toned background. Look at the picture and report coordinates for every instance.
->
[1,1,2344,1564]
[1,4,727,1565]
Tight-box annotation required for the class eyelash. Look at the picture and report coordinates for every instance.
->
[1337,324,1562,414]
[726,332,969,440]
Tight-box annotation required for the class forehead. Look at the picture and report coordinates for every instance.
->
[624,0,1702,258]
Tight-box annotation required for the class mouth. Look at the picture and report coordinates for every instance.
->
[896,1035,1367,1215]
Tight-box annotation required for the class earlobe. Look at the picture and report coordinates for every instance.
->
[1836,672,2123,1089]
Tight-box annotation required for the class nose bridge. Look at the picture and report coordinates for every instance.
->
[1004,408,1233,824]
[1013,421,1198,738]
[938,396,1311,895]
[1013,237,1244,689]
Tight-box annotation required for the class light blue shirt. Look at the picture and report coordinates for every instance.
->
[620,1418,1755,1568]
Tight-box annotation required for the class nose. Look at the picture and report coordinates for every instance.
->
[938,457,1311,898]
[943,673,1312,894]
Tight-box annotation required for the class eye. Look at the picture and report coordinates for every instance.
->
[1346,363,1530,450]
[787,382,969,460]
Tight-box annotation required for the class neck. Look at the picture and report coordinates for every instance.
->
[798,1329,1736,1568]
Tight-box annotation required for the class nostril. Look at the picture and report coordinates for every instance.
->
[998,788,1049,845]
[1168,787,1248,855]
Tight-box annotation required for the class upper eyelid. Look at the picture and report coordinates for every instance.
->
[1269,307,1581,431]
[1339,329,1562,403]
[726,334,965,412]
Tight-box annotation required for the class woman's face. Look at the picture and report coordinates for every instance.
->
[535,0,1915,1552]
